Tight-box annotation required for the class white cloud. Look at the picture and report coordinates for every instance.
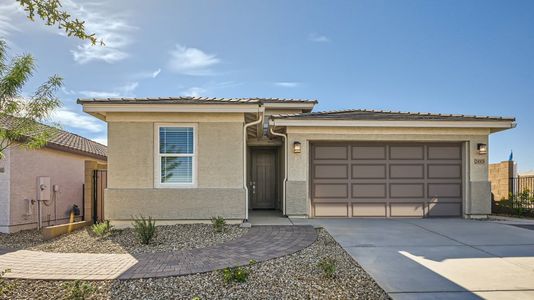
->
[183,87,207,97]
[151,68,162,78]
[79,82,138,98]
[274,82,300,88]
[308,33,330,43]
[0,2,22,38]
[64,1,135,64]
[52,108,105,133]
[167,44,220,75]
[91,136,108,146]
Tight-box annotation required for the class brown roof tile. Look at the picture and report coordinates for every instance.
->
[271,109,516,122]
[0,115,107,160]
[77,96,317,105]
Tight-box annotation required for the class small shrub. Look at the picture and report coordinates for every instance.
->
[91,220,112,237]
[220,266,249,284]
[318,257,336,279]
[0,269,13,296]
[63,280,95,300]
[132,215,156,245]
[211,216,226,233]
[192,296,201,300]
[248,259,257,266]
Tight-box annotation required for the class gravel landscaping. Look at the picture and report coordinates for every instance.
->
[1,229,389,300]
[0,224,247,254]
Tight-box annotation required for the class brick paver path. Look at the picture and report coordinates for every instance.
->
[0,225,316,280]
[119,225,317,279]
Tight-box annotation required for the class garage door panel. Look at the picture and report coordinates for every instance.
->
[352,164,386,179]
[427,203,462,217]
[352,146,386,160]
[311,143,463,218]
[315,203,348,217]
[314,183,348,198]
[390,164,424,179]
[390,146,424,160]
[428,164,461,179]
[314,146,348,160]
[352,183,386,198]
[352,203,387,217]
[390,203,425,217]
[428,183,462,198]
[390,183,425,198]
[428,146,461,160]
[314,164,348,179]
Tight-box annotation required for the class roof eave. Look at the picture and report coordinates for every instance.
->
[269,119,517,131]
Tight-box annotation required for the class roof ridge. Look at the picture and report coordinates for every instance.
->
[77,96,318,103]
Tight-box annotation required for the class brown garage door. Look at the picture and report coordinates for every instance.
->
[311,142,463,218]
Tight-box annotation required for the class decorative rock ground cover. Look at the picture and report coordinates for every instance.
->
[0,224,248,254]
[0,229,388,299]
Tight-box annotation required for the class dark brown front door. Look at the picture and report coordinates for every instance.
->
[251,149,277,209]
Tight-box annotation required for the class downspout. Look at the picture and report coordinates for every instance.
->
[243,105,264,222]
[269,123,288,216]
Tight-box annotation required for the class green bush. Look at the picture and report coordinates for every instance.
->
[91,220,112,237]
[211,216,226,233]
[62,280,95,300]
[317,257,336,279]
[132,215,156,245]
[221,266,249,284]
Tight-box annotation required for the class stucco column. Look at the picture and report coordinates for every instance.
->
[465,135,491,217]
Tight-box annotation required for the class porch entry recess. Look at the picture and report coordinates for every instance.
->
[250,148,277,209]
[310,142,463,218]
[93,169,107,223]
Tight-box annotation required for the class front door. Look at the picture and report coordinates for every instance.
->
[251,149,277,209]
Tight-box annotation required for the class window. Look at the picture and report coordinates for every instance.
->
[155,124,196,187]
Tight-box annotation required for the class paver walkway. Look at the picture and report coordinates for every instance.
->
[0,225,316,281]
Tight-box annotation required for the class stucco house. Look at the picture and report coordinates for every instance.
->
[78,97,515,223]
[0,115,107,233]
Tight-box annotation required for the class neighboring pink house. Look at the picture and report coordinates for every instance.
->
[0,115,107,233]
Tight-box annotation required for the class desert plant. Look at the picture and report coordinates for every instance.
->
[0,269,13,296]
[317,257,336,279]
[220,266,249,284]
[62,280,95,300]
[91,220,112,237]
[211,216,226,233]
[132,215,156,245]
[248,259,257,266]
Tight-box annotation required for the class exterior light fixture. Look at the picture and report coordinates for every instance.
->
[293,141,302,153]
[477,143,487,155]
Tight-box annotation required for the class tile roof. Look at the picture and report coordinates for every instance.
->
[0,115,107,160]
[271,109,516,122]
[77,96,317,105]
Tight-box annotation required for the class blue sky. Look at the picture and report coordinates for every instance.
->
[2,0,533,171]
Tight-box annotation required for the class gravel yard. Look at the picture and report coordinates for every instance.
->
[0,224,247,254]
[1,229,388,300]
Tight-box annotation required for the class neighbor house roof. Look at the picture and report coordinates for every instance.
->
[271,109,516,122]
[0,115,107,160]
[77,96,318,105]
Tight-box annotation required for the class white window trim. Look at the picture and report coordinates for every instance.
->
[154,123,198,188]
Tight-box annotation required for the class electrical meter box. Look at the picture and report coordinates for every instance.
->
[37,176,51,201]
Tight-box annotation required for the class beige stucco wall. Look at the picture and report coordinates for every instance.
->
[4,146,100,233]
[105,112,246,221]
[0,147,10,233]
[284,126,492,218]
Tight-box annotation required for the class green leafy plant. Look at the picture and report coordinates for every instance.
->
[192,297,201,300]
[0,269,14,296]
[248,259,257,266]
[91,220,112,237]
[220,266,249,284]
[132,215,156,245]
[62,280,95,300]
[317,257,337,279]
[211,216,226,233]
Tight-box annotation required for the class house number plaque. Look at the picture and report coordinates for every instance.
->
[474,158,485,165]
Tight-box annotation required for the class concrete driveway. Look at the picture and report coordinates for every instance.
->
[291,218,534,299]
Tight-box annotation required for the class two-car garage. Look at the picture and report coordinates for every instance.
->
[310,142,464,218]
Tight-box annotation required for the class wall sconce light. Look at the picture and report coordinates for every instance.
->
[293,141,301,153]
[477,143,487,155]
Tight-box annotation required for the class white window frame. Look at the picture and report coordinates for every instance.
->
[154,123,198,188]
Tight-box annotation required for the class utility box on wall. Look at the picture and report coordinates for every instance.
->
[37,176,51,201]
